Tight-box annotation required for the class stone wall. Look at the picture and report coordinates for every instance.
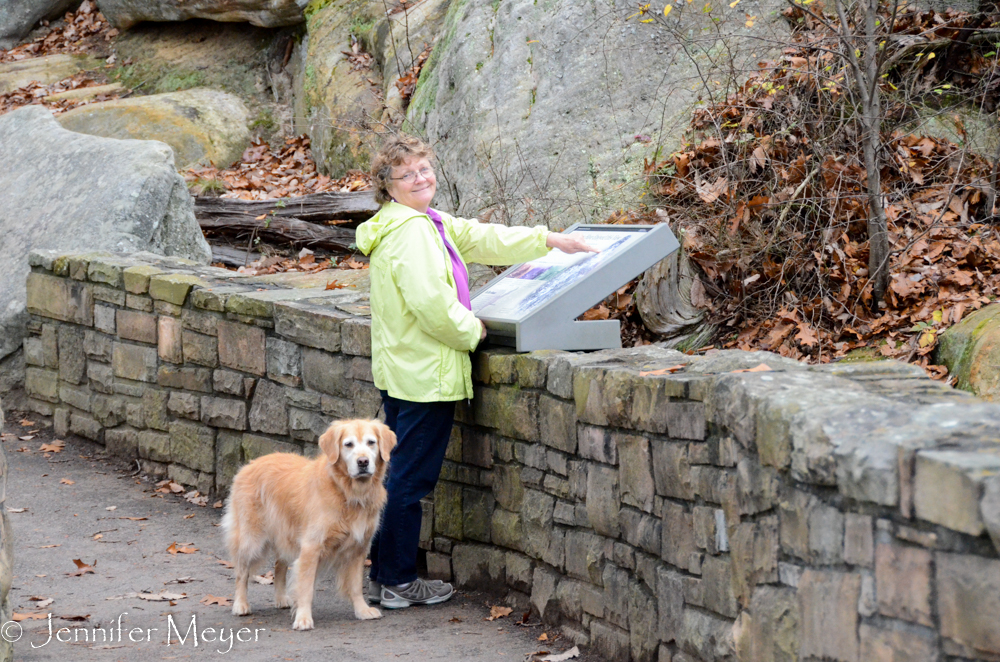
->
[19,250,1000,662]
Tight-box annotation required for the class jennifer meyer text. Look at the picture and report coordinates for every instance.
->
[2,612,267,654]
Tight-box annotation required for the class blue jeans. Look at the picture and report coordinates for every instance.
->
[369,391,456,587]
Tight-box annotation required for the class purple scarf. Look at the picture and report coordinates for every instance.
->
[426,207,471,310]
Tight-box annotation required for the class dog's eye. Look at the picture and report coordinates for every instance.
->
[344,441,354,448]
[367,440,376,446]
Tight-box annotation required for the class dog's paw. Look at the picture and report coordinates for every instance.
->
[292,612,314,631]
[232,600,252,617]
[355,606,382,620]
[275,595,293,609]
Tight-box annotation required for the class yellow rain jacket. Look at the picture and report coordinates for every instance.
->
[355,202,550,402]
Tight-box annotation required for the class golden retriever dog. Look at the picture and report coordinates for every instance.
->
[223,419,396,629]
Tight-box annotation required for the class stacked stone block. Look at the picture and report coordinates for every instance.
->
[22,249,378,495]
[0,402,12,662]
[20,250,1000,661]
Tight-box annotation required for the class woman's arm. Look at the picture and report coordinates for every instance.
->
[447,215,597,263]
[391,222,483,352]
[446,216,551,265]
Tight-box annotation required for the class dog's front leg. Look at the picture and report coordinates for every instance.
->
[344,554,382,620]
[232,563,252,616]
[292,545,320,630]
[274,559,292,609]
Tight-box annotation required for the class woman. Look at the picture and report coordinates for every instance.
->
[355,134,595,609]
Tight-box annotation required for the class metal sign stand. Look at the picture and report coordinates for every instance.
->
[472,223,680,352]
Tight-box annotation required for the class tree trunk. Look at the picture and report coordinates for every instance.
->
[862,0,890,306]
[198,215,356,252]
[194,191,379,225]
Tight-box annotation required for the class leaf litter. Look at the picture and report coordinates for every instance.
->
[595,5,1000,381]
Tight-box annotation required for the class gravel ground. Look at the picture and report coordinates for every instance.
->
[1,410,601,662]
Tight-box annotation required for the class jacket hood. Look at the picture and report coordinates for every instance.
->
[355,202,427,255]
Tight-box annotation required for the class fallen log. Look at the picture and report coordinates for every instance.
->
[199,215,356,252]
[194,190,379,224]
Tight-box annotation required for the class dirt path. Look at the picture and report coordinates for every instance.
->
[1,411,596,662]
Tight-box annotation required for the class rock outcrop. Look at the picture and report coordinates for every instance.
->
[0,54,102,94]
[298,0,787,227]
[95,0,305,30]
[0,402,11,662]
[57,87,252,169]
[937,303,1000,400]
[0,105,211,364]
[0,0,77,50]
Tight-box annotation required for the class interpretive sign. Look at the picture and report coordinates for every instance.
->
[472,223,679,351]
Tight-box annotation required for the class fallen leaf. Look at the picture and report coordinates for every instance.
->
[325,280,346,290]
[138,592,186,602]
[538,632,550,642]
[19,419,35,427]
[167,542,198,555]
[6,507,27,513]
[253,571,274,585]
[487,605,513,621]
[39,440,65,453]
[183,514,195,519]
[59,614,90,622]
[341,257,368,269]
[200,595,232,606]
[119,517,147,521]
[213,501,224,509]
[39,544,59,549]
[730,363,774,373]
[60,478,74,485]
[449,617,462,623]
[217,559,234,569]
[12,612,48,621]
[639,364,686,376]
[164,577,199,585]
[19,435,35,441]
[92,534,103,540]
[105,506,117,511]
[537,647,581,662]
[67,559,96,576]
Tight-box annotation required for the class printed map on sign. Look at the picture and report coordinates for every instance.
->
[472,228,648,321]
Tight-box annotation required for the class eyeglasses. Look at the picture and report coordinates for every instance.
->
[390,166,434,184]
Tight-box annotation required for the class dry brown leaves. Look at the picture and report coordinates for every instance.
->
[0,1,116,63]
[634,8,1000,378]
[67,559,95,577]
[0,71,128,117]
[396,44,432,105]
[184,135,371,200]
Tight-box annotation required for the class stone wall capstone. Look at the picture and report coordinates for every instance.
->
[20,249,1000,662]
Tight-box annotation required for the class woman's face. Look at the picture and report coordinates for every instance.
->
[386,156,436,213]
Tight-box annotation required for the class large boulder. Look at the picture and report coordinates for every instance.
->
[298,0,787,227]
[407,0,787,227]
[0,54,102,94]
[95,0,304,30]
[294,0,452,176]
[937,304,1000,400]
[0,0,77,50]
[57,87,252,169]
[0,105,211,362]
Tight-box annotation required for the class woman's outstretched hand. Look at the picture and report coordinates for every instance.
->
[546,232,600,254]
[479,320,488,341]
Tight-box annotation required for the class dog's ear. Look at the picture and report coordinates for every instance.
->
[318,422,343,463]
[375,421,396,463]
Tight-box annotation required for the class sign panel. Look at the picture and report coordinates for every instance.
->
[472,223,679,352]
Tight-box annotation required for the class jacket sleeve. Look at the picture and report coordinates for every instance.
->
[446,215,551,265]
[391,221,483,353]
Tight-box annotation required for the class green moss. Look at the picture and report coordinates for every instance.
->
[113,62,205,94]
[304,0,334,18]
[405,0,469,127]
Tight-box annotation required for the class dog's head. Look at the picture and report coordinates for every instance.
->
[318,419,396,481]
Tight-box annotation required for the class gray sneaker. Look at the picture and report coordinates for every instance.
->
[380,577,454,608]
[368,577,446,604]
